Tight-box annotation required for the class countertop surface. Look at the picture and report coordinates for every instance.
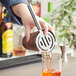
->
[0,56,76,76]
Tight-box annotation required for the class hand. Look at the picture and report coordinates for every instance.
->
[12,3,53,41]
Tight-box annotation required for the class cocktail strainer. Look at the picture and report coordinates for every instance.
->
[28,4,56,53]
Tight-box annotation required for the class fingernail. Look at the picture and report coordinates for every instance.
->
[43,32,46,35]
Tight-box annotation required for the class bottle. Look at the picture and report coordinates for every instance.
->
[0,3,3,23]
[0,21,4,57]
[0,22,13,57]
[4,9,7,18]
[48,0,53,13]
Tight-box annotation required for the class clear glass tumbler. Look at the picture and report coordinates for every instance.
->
[42,53,62,76]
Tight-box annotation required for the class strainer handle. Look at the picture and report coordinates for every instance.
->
[27,4,42,31]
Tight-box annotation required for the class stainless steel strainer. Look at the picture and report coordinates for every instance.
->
[27,4,56,53]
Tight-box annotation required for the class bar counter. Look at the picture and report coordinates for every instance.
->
[0,55,76,76]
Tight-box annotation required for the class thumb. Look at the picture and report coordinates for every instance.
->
[25,25,31,41]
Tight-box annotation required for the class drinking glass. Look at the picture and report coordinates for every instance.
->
[42,53,62,76]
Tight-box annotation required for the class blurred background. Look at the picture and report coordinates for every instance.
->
[0,0,76,62]
[0,1,76,76]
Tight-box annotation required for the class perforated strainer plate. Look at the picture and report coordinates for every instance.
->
[36,31,56,53]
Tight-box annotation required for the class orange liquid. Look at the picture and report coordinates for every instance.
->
[42,69,61,76]
[13,46,26,56]
[14,50,26,56]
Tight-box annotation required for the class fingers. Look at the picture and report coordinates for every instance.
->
[39,21,53,35]
[40,22,48,35]
[25,25,31,41]
[38,17,53,35]
[47,23,53,32]
[44,24,48,35]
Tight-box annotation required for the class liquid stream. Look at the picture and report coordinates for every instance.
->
[41,51,61,76]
